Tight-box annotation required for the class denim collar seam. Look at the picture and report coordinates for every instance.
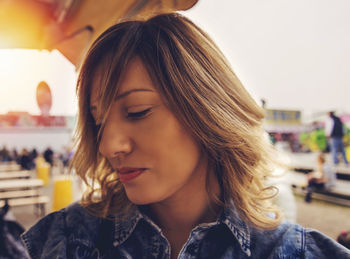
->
[111,204,252,257]
[220,206,251,257]
[113,209,144,246]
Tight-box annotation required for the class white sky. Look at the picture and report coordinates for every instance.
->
[183,0,350,116]
[0,0,349,117]
[0,49,77,115]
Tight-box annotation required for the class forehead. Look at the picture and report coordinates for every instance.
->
[89,57,156,104]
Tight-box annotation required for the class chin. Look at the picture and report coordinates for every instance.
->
[125,192,158,205]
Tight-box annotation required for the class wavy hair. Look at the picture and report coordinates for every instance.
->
[73,12,282,229]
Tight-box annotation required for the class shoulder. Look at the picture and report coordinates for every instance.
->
[21,202,104,259]
[250,222,350,258]
[303,228,350,258]
[249,221,303,257]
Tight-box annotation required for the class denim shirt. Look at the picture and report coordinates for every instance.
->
[21,202,350,259]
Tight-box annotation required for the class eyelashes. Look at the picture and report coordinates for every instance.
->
[126,108,152,120]
[92,107,152,132]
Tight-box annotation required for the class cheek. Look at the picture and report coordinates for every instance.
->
[148,114,200,174]
[123,111,204,204]
[128,107,201,174]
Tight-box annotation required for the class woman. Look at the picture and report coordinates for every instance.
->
[21,13,350,258]
[305,153,336,203]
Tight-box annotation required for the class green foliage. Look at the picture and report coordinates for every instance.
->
[310,129,327,151]
[299,129,327,151]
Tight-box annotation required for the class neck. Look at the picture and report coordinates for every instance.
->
[139,153,222,258]
[149,191,220,232]
[144,169,221,257]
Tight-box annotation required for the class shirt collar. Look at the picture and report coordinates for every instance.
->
[113,206,144,246]
[112,202,251,257]
[218,203,251,257]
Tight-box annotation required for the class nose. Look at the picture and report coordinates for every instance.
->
[98,120,133,160]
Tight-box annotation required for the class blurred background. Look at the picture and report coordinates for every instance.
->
[0,0,349,248]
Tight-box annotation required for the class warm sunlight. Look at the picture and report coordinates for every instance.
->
[0,49,77,115]
[0,1,50,49]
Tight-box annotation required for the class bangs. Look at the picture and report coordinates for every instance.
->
[82,23,145,133]
[82,20,175,132]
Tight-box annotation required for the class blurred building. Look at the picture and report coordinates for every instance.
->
[0,111,75,152]
[264,109,307,134]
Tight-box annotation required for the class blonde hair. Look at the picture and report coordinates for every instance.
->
[318,153,326,164]
[73,12,282,229]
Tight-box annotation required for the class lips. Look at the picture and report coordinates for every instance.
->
[117,168,145,183]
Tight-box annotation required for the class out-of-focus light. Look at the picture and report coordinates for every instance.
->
[0,1,52,49]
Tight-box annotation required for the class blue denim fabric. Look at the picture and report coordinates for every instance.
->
[330,137,349,165]
[21,202,350,259]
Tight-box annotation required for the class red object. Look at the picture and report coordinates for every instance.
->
[36,81,52,116]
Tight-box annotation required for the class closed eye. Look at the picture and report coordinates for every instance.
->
[127,108,152,120]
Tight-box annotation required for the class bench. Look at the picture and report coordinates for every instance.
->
[0,189,39,199]
[283,169,350,207]
[0,196,49,217]
[291,184,350,207]
[0,179,49,217]
[0,179,44,190]
[0,170,31,180]
[0,163,21,172]
[288,153,350,180]
[294,167,350,181]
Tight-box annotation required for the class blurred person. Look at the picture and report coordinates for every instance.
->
[29,148,38,169]
[11,148,19,163]
[325,111,349,165]
[43,146,54,166]
[59,145,74,168]
[0,145,10,162]
[29,148,38,161]
[21,13,350,258]
[305,153,336,203]
[19,148,31,170]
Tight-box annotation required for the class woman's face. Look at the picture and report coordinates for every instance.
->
[90,57,208,205]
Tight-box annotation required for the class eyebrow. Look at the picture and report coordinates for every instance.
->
[89,88,154,111]
[115,88,154,101]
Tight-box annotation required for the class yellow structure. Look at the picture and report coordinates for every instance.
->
[36,155,50,186]
[346,146,350,162]
[52,176,73,211]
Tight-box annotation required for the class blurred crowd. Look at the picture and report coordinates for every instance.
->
[0,145,73,171]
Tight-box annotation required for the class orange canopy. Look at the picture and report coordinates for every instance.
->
[0,0,198,68]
